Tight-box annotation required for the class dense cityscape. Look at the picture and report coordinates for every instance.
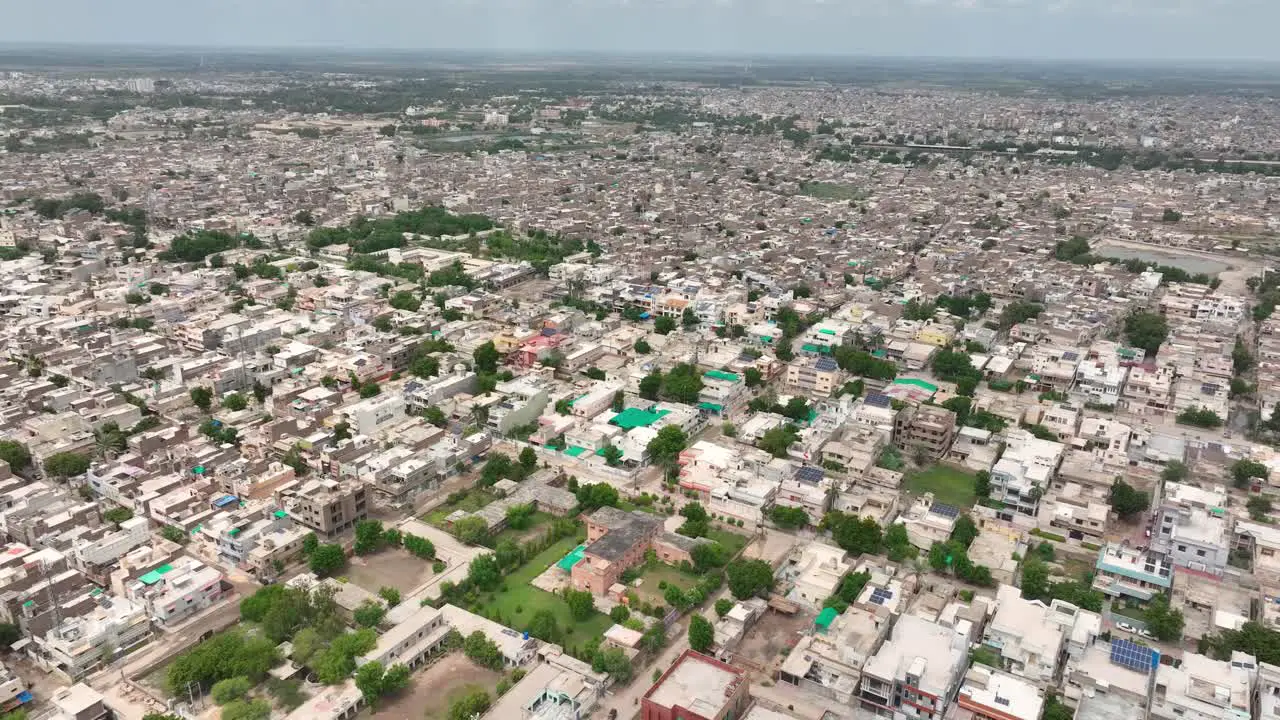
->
[0,48,1279,720]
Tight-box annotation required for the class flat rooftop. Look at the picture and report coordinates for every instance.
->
[647,650,744,717]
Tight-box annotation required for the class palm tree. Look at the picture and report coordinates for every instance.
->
[93,423,126,460]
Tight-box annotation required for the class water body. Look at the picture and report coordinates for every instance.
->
[1093,242,1231,275]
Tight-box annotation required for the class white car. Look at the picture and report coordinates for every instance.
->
[1115,622,1137,634]
[1138,629,1155,640]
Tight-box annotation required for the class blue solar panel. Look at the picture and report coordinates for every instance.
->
[865,393,892,408]
[1110,639,1158,673]
[815,356,839,372]
[930,502,960,519]
[1062,351,1079,361]
[796,466,825,484]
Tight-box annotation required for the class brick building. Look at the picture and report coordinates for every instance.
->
[641,649,750,720]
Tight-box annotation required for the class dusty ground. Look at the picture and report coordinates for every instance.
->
[742,528,798,567]
[735,609,813,675]
[366,653,503,719]
[346,548,435,595]
[531,563,571,594]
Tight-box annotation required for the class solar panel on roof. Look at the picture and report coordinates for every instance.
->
[1110,639,1158,673]
[796,466,825,484]
[814,356,839,372]
[1062,351,1079,361]
[930,502,961,519]
[865,393,892,408]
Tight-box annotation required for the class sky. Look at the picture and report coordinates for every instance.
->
[3,0,1279,62]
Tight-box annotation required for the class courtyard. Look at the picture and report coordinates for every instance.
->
[903,465,979,507]
[346,547,437,595]
[364,653,504,719]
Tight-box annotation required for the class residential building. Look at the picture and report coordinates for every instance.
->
[1151,651,1256,720]
[899,494,961,551]
[641,649,750,720]
[37,597,151,679]
[955,665,1045,720]
[787,355,841,398]
[894,405,956,461]
[488,376,550,434]
[276,478,368,538]
[981,585,1067,686]
[774,466,832,527]
[1093,543,1174,602]
[859,613,971,720]
[988,429,1065,517]
[124,556,224,627]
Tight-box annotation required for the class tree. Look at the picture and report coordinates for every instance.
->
[1176,406,1222,428]
[448,689,491,720]
[0,441,32,472]
[758,425,799,458]
[593,647,633,681]
[294,209,316,226]
[1123,311,1169,355]
[638,372,662,400]
[355,661,388,705]
[468,555,501,590]
[377,586,402,607]
[403,534,435,559]
[830,513,883,556]
[973,470,991,499]
[103,507,133,526]
[190,386,213,412]
[220,699,272,720]
[602,444,623,466]
[1231,459,1269,489]
[691,542,730,572]
[353,597,386,625]
[1109,479,1150,519]
[165,629,279,695]
[161,525,187,544]
[353,520,386,555]
[210,676,252,705]
[44,452,90,479]
[950,515,979,548]
[770,505,808,529]
[727,558,775,600]
[610,604,631,624]
[454,516,489,545]
[646,425,688,470]
[221,393,247,411]
[654,316,677,335]
[688,615,714,653]
[1020,557,1050,600]
[518,446,537,473]
[463,631,504,671]
[410,354,440,379]
[565,588,596,621]
[715,598,734,618]
[505,503,535,530]
[473,341,500,374]
[309,544,345,576]
[1144,596,1185,642]
[1161,461,1189,483]
[359,382,382,399]
[634,338,652,354]
[527,609,560,642]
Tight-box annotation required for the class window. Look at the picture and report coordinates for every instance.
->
[1177,545,1187,552]
[1196,549,1206,557]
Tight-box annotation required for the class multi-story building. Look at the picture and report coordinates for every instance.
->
[1120,364,1175,418]
[38,597,151,679]
[1152,483,1231,577]
[356,603,452,671]
[71,517,151,574]
[982,584,1068,686]
[124,556,223,627]
[893,405,956,460]
[1093,543,1174,602]
[787,356,842,398]
[0,662,30,714]
[276,478,368,539]
[346,393,406,438]
[987,429,1065,517]
[570,508,664,595]
[773,466,832,527]
[1151,651,1256,720]
[1073,359,1127,407]
[641,650,750,720]
[859,614,971,720]
[487,376,550,435]
[955,665,1045,720]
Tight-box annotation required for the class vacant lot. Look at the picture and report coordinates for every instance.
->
[736,608,813,677]
[367,653,502,719]
[422,488,498,528]
[475,535,613,647]
[633,562,697,605]
[347,548,436,595]
[708,527,751,557]
[904,465,978,507]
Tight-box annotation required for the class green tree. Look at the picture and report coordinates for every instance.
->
[448,690,491,720]
[44,452,91,479]
[769,505,808,529]
[354,600,386,628]
[220,699,271,720]
[527,609,560,642]
[309,544,345,576]
[565,588,595,621]
[353,519,386,555]
[1020,557,1050,600]
[1123,311,1169,355]
[518,446,537,472]
[463,631,504,671]
[1144,596,1185,642]
[468,555,501,590]
[473,341,500,374]
[715,598,734,618]
[655,316,677,334]
[0,441,32,472]
[950,515,979,548]
[210,676,252,705]
[389,291,421,312]
[638,371,662,400]
[726,558,775,600]
[1161,461,1189,483]
[1231,459,1269,489]
[610,604,631,624]
[454,516,489,545]
[103,507,133,526]
[646,425,687,469]
[634,338,652,354]
[222,393,248,411]
[1109,479,1150,519]
[688,615,714,653]
[359,382,381,399]
[758,425,799,458]
[744,367,764,388]
[592,647,633,681]
[411,354,440,378]
[190,386,213,412]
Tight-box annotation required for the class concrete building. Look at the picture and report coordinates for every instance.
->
[276,478,368,538]
[774,465,832,527]
[1093,543,1174,602]
[894,405,956,460]
[1151,651,1255,720]
[981,585,1067,686]
[641,649,750,720]
[987,429,1065,517]
[955,665,1045,720]
[787,355,841,398]
[570,508,664,595]
[488,376,550,435]
[71,516,150,572]
[123,556,223,627]
[858,613,971,720]
[37,597,151,679]
[356,603,452,671]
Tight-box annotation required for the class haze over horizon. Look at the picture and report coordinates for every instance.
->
[4,0,1279,63]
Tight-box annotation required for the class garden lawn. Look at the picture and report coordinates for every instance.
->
[708,528,750,557]
[490,511,555,546]
[422,489,497,527]
[904,465,978,508]
[635,562,697,604]
[475,535,612,648]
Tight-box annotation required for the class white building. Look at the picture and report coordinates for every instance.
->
[124,556,224,627]
[988,429,1065,517]
[72,517,150,571]
[38,597,151,679]
[1151,651,1255,720]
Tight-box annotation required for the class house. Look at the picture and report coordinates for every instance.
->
[899,494,960,551]
[569,508,664,595]
[787,542,849,609]
[641,650,750,720]
[988,429,1065,517]
[778,604,890,703]
[858,614,971,720]
[1093,543,1174,602]
[956,665,1045,720]
[1151,651,1256,720]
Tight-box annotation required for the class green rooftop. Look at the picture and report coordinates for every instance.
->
[564,446,588,458]
[816,607,839,631]
[704,370,740,383]
[139,564,175,586]
[557,544,586,572]
[698,402,723,413]
[610,407,670,430]
[274,510,287,519]
[818,328,837,336]
[893,378,939,394]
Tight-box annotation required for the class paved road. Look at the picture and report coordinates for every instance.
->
[593,616,691,720]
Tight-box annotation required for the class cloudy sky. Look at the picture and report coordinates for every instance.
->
[3,0,1278,61]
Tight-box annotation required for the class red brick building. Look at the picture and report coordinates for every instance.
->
[569,507,706,595]
[641,649,750,720]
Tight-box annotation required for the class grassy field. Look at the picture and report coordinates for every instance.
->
[634,562,698,604]
[904,465,978,507]
[475,535,613,647]
[490,511,556,546]
[422,488,498,527]
[708,527,751,557]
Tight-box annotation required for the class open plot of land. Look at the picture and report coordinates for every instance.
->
[422,488,498,527]
[490,510,556,546]
[735,608,814,676]
[633,562,698,605]
[708,527,751,557]
[367,653,503,719]
[476,535,613,646]
[904,465,978,507]
[347,548,436,595]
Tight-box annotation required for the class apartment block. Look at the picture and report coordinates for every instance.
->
[276,478,368,538]
[123,556,223,627]
[858,614,971,720]
[787,355,841,398]
[38,597,151,679]
[894,405,956,460]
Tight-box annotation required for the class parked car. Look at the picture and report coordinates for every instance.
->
[1138,629,1155,640]
[1115,621,1137,634]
